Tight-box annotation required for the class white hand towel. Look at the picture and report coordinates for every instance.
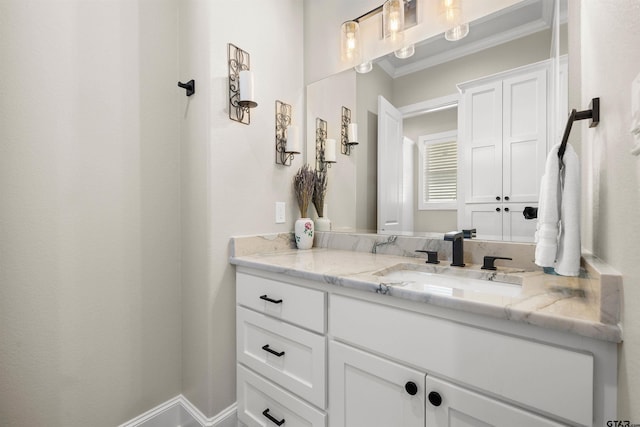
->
[555,143,581,276]
[535,143,581,276]
[535,144,561,267]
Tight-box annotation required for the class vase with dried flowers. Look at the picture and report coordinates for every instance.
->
[293,164,315,249]
[313,168,331,231]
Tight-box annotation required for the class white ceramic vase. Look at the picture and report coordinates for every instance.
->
[295,218,314,249]
[315,217,331,232]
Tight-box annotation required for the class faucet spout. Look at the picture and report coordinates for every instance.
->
[444,231,465,267]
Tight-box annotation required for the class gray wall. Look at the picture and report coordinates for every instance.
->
[570,1,640,420]
[180,0,305,417]
[0,1,182,425]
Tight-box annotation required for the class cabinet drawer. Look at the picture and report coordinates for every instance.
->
[237,306,326,408]
[330,294,593,426]
[237,272,325,333]
[237,364,326,427]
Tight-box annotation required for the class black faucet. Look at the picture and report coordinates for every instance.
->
[415,250,440,264]
[444,231,465,267]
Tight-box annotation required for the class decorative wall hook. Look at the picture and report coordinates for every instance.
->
[275,100,299,166]
[341,106,358,155]
[228,43,257,125]
[315,118,336,172]
[177,80,195,96]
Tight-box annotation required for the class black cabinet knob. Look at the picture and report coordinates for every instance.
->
[504,207,510,212]
[496,207,501,212]
[428,391,442,407]
[405,381,418,396]
[496,196,501,201]
[505,196,510,201]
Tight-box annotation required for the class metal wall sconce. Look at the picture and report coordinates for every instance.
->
[228,43,258,125]
[275,100,300,166]
[315,118,337,172]
[341,106,359,155]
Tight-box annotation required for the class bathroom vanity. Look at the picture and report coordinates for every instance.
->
[230,232,621,427]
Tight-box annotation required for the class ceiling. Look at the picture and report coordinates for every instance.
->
[376,0,565,78]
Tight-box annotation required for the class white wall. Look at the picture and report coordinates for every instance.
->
[180,0,305,417]
[0,1,182,426]
[571,1,640,420]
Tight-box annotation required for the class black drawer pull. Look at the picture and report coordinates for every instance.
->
[260,294,283,304]
[262,408,285,426]
[262,344,285,357]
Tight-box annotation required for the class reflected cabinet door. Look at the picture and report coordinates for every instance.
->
[329,341,425,427]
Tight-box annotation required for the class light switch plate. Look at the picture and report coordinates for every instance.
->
[275,202,286,224]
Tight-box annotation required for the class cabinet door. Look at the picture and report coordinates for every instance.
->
[462,81,503,204]
[503,203,537,243]
[463,204,503,241]
[502,69,547,203]
[425,376,565,427]
[329,341,425,427]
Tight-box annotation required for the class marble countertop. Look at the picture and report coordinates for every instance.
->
[229,234,622,343]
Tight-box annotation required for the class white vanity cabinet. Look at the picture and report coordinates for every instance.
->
[235,267,617,427]
[329,340,426,427]
[458,61,550,241]
[236,272,327,427]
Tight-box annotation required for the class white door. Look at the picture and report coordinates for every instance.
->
[502,69,547,203]
[462,81,503,204]
[329,340,425,427]
[463,204,503,241]
[425,376,564,427]
[503,203,537,243]
[378,95,405,233]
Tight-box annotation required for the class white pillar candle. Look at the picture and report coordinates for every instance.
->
[285,125,300,153]
[347,123,358,144]
[239,70,256,106]
[324,138,337,162]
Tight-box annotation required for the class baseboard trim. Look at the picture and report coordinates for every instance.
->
[118,395,237,427]
[181,396,238,427]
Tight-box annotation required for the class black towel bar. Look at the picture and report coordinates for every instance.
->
[558,97,599,161]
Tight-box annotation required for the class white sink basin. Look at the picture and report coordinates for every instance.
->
[379,269,522,298]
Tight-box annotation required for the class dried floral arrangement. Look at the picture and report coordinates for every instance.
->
[293,164,315,218]
[313,168,328,217]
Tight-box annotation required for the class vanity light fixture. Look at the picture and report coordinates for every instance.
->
[341,106,359,155]
[394,44,415,59]
[383,0,405,42]
[341,0,415,73]
[315,118,336,172]
[275,100,300,166]
[341,21,361,63]
[445,23,469,41]
[439,0,469,41]
[228,43,257,125]
[354,61,373,73]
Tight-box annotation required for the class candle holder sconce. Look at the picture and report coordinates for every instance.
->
[275,100,298,166]
[228,43,257,125]
[315,118,335,172]
[341,106,358,155]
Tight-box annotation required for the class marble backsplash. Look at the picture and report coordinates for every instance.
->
[231,231,539,271]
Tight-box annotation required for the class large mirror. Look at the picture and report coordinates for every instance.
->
[306,0,568,242]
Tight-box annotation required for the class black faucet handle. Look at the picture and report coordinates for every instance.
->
[481,256,513,270]
[444,231,463,241]
[462,229,476,239]
[415,250,440,264]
